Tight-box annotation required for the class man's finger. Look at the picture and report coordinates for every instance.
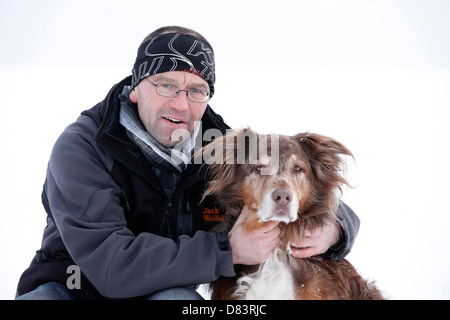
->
[261,220,280,233]
[302,229,313,238]
[290,237,313,249]
[290,246,317,259]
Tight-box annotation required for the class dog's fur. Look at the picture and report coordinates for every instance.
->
[201,129,383,300]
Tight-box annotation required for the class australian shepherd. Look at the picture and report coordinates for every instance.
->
[201,129,383,300]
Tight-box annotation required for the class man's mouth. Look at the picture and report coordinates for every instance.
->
[163,116,184,124]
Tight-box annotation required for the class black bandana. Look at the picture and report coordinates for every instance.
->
[131,33,215,96]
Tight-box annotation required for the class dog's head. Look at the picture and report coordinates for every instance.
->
[201,129,353,240]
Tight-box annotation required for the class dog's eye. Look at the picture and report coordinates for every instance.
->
[294,165,302,173]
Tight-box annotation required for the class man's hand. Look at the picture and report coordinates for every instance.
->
[228,206,281,265]
[289,221,341,258]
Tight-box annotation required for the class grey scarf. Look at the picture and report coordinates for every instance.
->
[118,86,199,174]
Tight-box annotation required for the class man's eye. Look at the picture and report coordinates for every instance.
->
[190,88,207,96]
[192,88,208,94]
[160,83,175,89]
[189,88,208,98]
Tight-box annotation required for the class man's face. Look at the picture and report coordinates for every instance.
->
[129,71,209,147]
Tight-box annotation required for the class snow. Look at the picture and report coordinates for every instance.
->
[1,0,449,300]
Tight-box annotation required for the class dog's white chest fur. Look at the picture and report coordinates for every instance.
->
[232,248,295,300]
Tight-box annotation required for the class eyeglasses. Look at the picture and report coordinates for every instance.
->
[145,79,210,103]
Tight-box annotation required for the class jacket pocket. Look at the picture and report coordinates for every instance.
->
[94,189,123,222]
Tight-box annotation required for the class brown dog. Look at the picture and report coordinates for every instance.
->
[201,129,383,300]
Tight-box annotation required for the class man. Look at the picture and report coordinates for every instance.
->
[16,26,360,300]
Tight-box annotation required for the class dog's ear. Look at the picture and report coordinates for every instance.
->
[198,133,231,200]
[293,132,354,193]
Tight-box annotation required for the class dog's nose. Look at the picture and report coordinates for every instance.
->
[272,189,292,206]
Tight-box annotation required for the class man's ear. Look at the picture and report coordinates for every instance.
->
[129,87,138,103]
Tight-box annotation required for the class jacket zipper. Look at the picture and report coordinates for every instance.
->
[166,201,173,239]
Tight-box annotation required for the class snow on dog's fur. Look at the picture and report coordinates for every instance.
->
[201,129,383,300]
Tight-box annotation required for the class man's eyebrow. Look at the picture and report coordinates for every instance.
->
[151,75,178,84]
[151,75,209,91]
[190,82,209,91]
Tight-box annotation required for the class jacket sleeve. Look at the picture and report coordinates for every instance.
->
[45,115,234,298]
[322,200,360,261]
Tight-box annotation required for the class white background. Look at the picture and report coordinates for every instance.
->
[1,0,449,300]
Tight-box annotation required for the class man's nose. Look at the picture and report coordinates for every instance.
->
[169,90,190,111]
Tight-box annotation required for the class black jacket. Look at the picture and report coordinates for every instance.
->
[17,76,359,299]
